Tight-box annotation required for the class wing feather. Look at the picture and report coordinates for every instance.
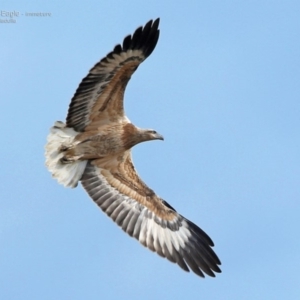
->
[66,19,160,132]
[80,159,221,278]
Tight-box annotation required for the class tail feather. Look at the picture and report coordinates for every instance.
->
[45,121,87,188]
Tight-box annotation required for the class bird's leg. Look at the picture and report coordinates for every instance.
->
[59,144,70,152]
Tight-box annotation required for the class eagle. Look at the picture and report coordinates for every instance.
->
[45,19,221,278]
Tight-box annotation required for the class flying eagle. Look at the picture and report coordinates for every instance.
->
[45,19,221,278]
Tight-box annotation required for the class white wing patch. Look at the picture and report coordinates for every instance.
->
[65,50,144,131]
[81,162,221,277]
[66,19,160,132]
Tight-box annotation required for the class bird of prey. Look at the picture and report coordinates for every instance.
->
[45,19,221,278]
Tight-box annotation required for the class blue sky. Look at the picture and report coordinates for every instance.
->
[1,1,300,299]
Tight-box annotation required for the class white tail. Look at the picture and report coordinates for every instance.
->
[45,121,87,188]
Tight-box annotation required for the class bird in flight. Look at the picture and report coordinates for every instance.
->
[45,18,221,278]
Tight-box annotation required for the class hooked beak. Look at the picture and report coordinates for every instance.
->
[154,132,164,141]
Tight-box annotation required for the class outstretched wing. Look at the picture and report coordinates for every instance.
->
[80,152,221,278]
[66,19,160,132]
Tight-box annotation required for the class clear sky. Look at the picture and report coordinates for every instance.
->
[1,1,300,299]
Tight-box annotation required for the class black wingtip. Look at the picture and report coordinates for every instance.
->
[112,18,160,60]
[140,18,160,58]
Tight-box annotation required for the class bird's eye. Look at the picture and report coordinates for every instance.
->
[151,130,157,134]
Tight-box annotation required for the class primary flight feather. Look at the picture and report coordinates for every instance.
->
[45,18,221,278]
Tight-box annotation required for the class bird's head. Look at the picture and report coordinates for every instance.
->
[122,124,164,149]
[141,129,164,142]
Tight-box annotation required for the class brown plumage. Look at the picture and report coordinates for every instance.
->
[45,19,221,278]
